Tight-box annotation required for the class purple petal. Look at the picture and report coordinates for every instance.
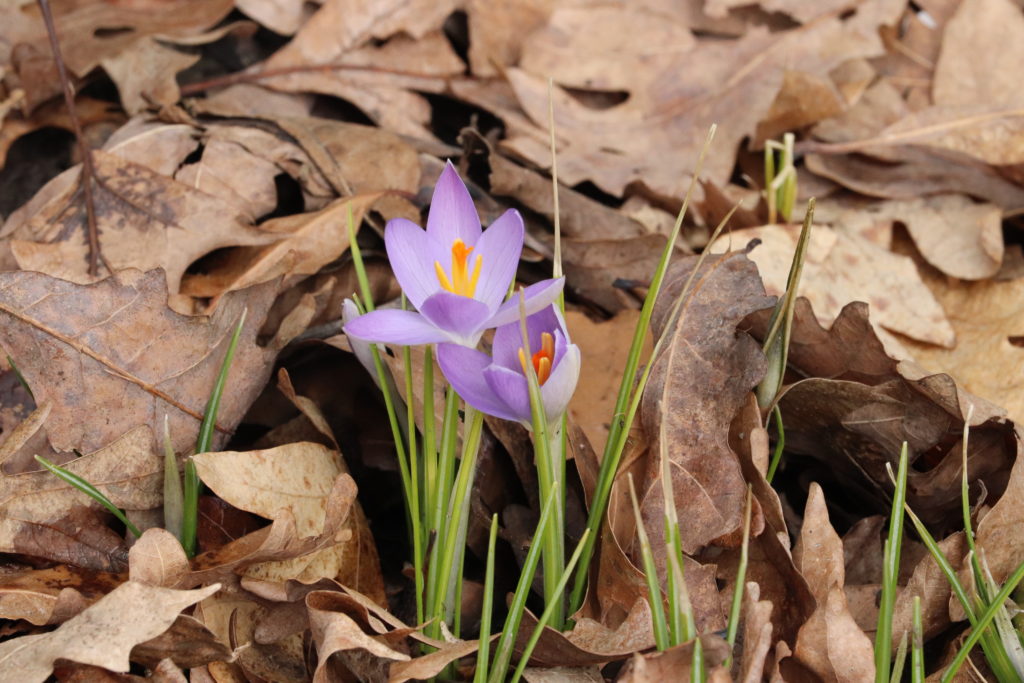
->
[385,218,440,309]
[473,209,524,309]
[541,343,581,422]
[343,309,448,346]
[491,304,562,372]
[487,278,566,338]
[419,291,492,346]
[437,344,520,421]
[483,365,532,425]
[426,161,481,247]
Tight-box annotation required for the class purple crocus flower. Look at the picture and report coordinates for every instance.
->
[437,305,581,426]
[343,161,564,348]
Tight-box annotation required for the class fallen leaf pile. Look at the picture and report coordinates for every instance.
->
[0,0,1021,680]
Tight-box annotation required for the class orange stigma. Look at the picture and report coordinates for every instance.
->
[435,238,483,297]
[518,332,555,385]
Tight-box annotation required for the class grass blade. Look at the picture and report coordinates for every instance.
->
[181,307,247,557]
[488,490,558,683]
[162,415,184,542]
[509,528,591,683]
[35,455,142,538]
[628,474,669,650]
[876,442,908,682]
[474,514,500,683]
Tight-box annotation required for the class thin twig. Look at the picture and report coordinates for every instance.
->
[37,0,102,276]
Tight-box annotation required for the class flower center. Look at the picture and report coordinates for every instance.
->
[518,332,554,385]
[434,238,483,298]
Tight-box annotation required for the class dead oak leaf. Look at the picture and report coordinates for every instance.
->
[901,272,1024,424]
[711,223,955,347]
[503,5,896,199]
[640,251,771,555]
[7,148,279,292]
[0,269,279,457]
[0,581,219,683]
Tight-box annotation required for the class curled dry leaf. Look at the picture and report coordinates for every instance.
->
[512,599,655,668]
[189,473,356,588]
[0,564,121,626]
[615,634,730,682]
[306,590,409,683]
[740,582,775,683]
[975,438,1024,585]
[792,484,875,682]
[0,581,219,683]
[640,251,771,555]
[128,528,191,589]
[193,444,381,593]
[0,269,279,458]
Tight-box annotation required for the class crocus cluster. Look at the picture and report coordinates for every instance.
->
[344,161,580,426]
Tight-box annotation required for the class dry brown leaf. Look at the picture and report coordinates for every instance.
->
[0,581,218,682]
[522,666,604,683]
[257,0,460,138]
[180,193,383,299]
[513,599,655,668]
[501,3,899,199]
[131,615,231,671]
[306,590,410,683]
[792,484,875,681]
[0,564,120,626]
[6,148,278,291]
[193,444,376,588]
[975,438,1024,584]
[615,634,730,681]
[712,223,955,347]
[640,251,772,554]
[933,0,1024,107]
[0,269,279,458]
[236,0,310,35]
[740,581,775,683]
[901,273,1024,424]
[0,426,160,570]
[128,528,191,589]
[0,0,234,109]
[813,193,1004,280]
[566,309,644,451]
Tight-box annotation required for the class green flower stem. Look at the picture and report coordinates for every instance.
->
[35,455,142,538]
[349,215,423,623]
[517,292,564,628]
[431,405,485,631]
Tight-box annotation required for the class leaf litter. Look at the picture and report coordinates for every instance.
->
[0,0,1021,680]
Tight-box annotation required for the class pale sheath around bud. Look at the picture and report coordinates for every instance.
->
[437,305,581,426]
[343,161,564,348]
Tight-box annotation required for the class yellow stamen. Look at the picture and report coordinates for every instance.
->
[435,239,482,297]
[518,332,555,385]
